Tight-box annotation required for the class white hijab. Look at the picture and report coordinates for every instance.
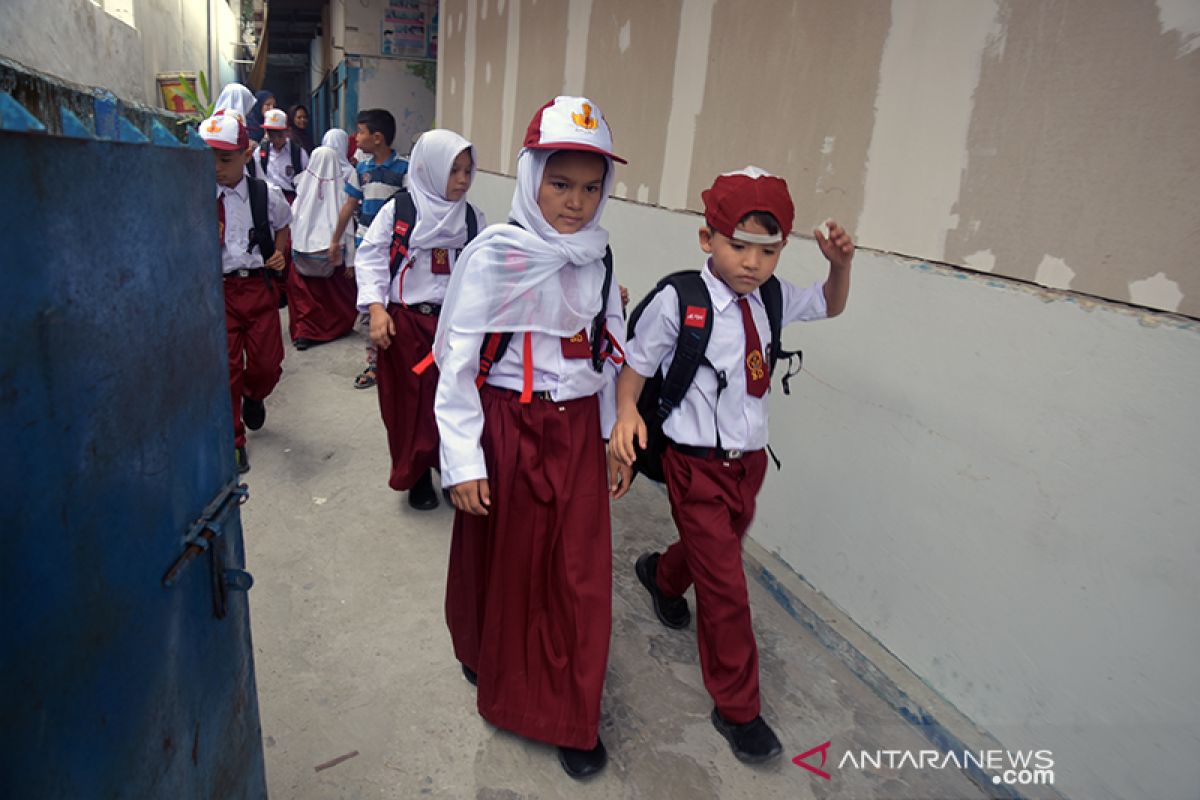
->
[213,83,256,124]
[320,128,355,184]
[433,147,614,362]
[408,129,475,251]
[291,147,347,253]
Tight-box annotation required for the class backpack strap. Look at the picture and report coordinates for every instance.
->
[387,192,419,281]
[465,204,478,243]
[626,271,714,423]
[588,246,614,372]
[290,139,303,175]
[758,275,803,395]
[258,142,270,175]
[245,176,276,263]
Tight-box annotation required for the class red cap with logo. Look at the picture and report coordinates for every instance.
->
[701,167,794,244]
[523,95,626,164]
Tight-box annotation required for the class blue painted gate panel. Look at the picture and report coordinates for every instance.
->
[0,131,267,798]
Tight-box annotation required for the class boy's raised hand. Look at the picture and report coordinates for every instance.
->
[814,219,855,270]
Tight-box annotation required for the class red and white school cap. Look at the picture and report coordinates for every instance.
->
[199,113,249,151]
[701,166,794,244]
[262,108,289,130]
[523,96,626,164]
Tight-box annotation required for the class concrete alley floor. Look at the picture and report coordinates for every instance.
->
[241,322,991,800]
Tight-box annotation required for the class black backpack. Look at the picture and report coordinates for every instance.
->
[245,176,275,262]
[387,191,479,281]
[246,139,303,181]
[475,243,615,387]
[625,271,801,483]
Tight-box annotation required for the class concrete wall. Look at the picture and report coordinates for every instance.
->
[444,2,1200,798]
[0,0,238,107]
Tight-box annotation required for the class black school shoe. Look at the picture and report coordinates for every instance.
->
[557,738,607,780]
[242,396,266,431]
[460,664,477,686]
[635,552,691,629]
[408,469,439,510]
[235,446,250,474]
[711,709,782,764]
[293,337,314,351]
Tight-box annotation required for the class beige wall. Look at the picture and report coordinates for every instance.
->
[438,0,1200,317]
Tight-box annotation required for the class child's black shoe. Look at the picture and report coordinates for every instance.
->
[710,709,781,763]
[235,446,250,474]
[408,469,439,510]
[242,396,266,431]
[460,663,477,686]
[557,737,607,780]
[635,552,690,629]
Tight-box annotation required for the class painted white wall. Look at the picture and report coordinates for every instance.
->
[0,0,237,107]
[467,169,1200,800]
[355,57,436,153]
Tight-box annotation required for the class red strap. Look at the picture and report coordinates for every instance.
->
[602,324,625,365]
[475,333,504,389]
[396,257,413,308]
[520,332,533,404]
[412,352,435,375]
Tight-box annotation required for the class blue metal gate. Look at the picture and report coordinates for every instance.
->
[0,90,267,799]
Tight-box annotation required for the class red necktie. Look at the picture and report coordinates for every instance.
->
[738,297,769,398]
[217,193,226,245]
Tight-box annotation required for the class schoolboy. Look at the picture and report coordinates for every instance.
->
[327,108,409,388]
[256,108,309,200]
[433,97,626,780]
[201,113,292,474]
[610,167,854,763]
[355,129,484,509]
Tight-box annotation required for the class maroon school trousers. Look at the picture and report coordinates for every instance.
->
[224,272,284,448]
[445,385,612,749]
[376,306,439,490]
[285,265,358,343]
[657,446,768,724]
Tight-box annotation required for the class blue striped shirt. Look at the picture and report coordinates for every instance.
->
[345,150,409,239]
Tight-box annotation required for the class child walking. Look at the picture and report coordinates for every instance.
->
[287,146,360,349]
[433,97,627,779]
[354,129,484,509]
[327,109,409,389]
[201,113,292,474]
[610,167,854,763]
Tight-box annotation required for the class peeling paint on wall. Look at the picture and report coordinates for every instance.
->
[857,0,1002,261]
[1129,271,1185,312]
[1156,0,1200,55]
[1035,254,1076,290]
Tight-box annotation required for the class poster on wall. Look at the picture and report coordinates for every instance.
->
[382,0,426,57]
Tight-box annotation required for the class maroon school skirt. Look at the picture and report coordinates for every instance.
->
[376,305,439,490]
[285,264,358,343]
[444,385,612,749]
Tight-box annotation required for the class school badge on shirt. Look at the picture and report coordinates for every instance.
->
[431,248,451,275]
[560,330,591,359]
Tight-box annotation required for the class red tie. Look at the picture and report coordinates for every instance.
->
[217,192,226,245]
[738,297,769,398]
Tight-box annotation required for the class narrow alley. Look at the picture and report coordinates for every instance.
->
[241,321,989,800]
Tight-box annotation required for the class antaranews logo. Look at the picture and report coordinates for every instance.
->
[793,741,1055,788]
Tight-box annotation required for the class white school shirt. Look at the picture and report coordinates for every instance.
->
[623,261,827,451]
[217,178,292,274]
[261,141,309,193]
[354,197,487,311]
[435,279,625,487]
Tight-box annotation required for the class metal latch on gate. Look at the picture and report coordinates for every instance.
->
[161,478,253,619]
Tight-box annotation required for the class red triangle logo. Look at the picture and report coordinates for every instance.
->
[792,740,832,780]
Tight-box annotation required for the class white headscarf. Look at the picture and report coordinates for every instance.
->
[433,147,614,362]
[320,128,355,184]
[291,147,348,253]
[213,83,256,124]
[408,129,475,251]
